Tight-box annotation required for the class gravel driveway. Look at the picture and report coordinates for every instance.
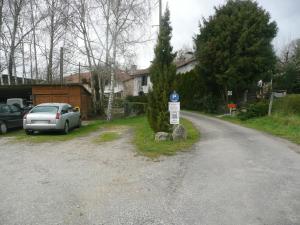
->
[0,112,300,225]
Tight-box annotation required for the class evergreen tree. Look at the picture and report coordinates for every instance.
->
[195,0,278,104]
[174,69,206,110]
[147,7,176,132]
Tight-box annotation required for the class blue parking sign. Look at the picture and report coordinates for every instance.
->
[170,91,179,102]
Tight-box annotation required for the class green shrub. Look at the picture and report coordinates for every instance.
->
[126,95,148,103]
[273,94,300,115]
[199,94,222,113]
[174,69,206,110]
[103,97,125,108]
[238,101,269,120]
[124,102,147,116]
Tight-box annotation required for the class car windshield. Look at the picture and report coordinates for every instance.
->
[30,106,59,114]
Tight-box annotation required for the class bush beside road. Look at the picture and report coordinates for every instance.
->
[222,95,300,146]
[222,114,300,146]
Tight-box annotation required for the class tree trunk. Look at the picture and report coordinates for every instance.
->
[83,30,97,114]
[0,0,3,42]
[8,24,18,83]
[30,41,33,84]
[20,23,26,84]
[30,0,38,83]
[8,2,21,84]
[97,72,105,115]
[47,2,55,84]
[107,35,117,121]
[13,60,17,85]
[21,38,26,84]
[0,0,3,85]
[79,1,97,114]
[59,47,63,84]
[105,0,112,119]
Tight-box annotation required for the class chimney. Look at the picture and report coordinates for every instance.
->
[130,65,137,75]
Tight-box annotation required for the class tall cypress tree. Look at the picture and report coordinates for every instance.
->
[147,7,176,132]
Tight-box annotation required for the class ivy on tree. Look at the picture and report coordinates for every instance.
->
[147,7,176,132]
[195,0,278,104]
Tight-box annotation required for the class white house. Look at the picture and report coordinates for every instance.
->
[124,56,197,96]
[176,57,197,74]
[64,54,198,98]
[104,71,131,98]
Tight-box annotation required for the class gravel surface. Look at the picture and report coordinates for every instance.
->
[0,112,300,225]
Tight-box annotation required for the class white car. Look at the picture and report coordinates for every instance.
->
[23,103,81,135]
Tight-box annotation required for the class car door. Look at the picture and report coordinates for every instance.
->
[67,105,77,128]
[8,105,23,128]
[60,105,69,126]
[0,105,15,128]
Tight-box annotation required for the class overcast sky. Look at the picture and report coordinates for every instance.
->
[136,0,300,68]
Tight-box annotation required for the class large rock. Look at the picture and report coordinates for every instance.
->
[172,124,187,141]
[155,132,170,142]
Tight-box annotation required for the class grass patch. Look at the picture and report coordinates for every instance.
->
[4,116,200,158]
[94,131,121,143]
[222,114,300,145]
[4,120,105,143]
[106,116,200,158]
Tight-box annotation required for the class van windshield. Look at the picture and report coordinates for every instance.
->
[30,106,59,114]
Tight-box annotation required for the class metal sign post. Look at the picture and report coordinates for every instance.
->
[227,90,233,115]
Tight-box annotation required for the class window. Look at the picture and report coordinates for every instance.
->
[0,105,10,113]
[9,105,20,113]
[68,106,74,113]
[61,105,69,114]
[31,106,58,114]
[141,75,147,86]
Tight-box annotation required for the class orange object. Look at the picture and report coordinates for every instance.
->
[228,103,237,109]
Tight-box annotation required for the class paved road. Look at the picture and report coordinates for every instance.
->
[0,112,300,225]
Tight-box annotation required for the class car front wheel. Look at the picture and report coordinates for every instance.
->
[63,122,69,134]
[0,122,7,134]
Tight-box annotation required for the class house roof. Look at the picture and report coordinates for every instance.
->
[128,57,197,78]
[64,57,197,84]
[130,68,150,77]
[64,72,92,83]
[116,70,132,81]
[175,57,197,69]
[64,70,132,83]
[33,83,92,95]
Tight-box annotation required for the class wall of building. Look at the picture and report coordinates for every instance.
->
[176,61,197,74]
[104,81,124,95]
[125,61,196,97]
[132,76,152,96]
[32,85,91,119]
[123,79,134,96]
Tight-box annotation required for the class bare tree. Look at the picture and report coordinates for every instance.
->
[30,0,39,82]
[71,0,98,112]
[44,0,72,83]
[7,0,24,84]
[0,0,153,101]
[2,0,46,85]
[0,0,4,84]
[95,0,151,120]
